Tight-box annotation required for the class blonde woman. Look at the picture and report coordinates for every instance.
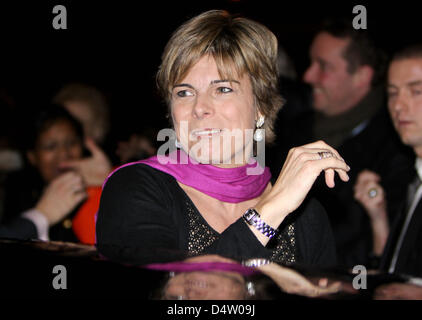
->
[96,10,350,268]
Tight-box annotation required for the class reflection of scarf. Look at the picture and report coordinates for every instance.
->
[144,261,257,276]
[104,149,271,203]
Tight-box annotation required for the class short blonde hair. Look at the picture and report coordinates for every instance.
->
[156,10,284,143]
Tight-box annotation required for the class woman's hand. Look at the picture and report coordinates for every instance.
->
[354,170,389,255]
[36,171,87,226]
[255,140,350,233]
[59,138,112,186]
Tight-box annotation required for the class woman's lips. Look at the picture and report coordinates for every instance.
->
[191,128,223,137]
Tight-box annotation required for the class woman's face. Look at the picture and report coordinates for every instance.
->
[28,120,83,183]
[164,271,246,300]
[170,55,259,166]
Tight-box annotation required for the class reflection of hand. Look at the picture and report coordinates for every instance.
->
[36,171,87,226]
[374,283,422,300]
[59,138,112,186]
[258,263,342,298]
[254,141,350,243]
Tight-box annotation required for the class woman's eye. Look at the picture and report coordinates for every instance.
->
[66,139,80,148]
[40,143,57,151]
[217,87,232,94]
[176,90,194,97]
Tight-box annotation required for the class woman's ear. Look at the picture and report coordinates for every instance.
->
[255,113,265,127]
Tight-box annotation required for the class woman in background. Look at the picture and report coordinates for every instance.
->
[1,106,101,244]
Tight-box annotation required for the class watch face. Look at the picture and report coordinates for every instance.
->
[243,209,256,224]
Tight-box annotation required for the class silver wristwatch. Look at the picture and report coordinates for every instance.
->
[242,208,277,239]
[242,258,271,268]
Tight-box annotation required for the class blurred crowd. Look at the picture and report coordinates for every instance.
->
[0,83,160,244]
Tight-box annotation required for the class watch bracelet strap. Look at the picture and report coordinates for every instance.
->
[242,258,271,268]
[243,208,277,239]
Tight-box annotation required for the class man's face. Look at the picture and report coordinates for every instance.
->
[303,32,361,116]
[388,58,422,155]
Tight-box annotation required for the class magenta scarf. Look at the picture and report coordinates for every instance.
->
[104,149,271,203]
[144,261,258,276]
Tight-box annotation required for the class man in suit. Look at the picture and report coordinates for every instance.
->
[354,44,422,298]
[269,19,414,268]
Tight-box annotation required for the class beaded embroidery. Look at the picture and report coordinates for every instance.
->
[186,200,296,264]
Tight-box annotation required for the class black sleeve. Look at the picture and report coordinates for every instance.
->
[96,165,179,264]
[206,218,273,260]
[0,217,38,240]
[295,198,338,269]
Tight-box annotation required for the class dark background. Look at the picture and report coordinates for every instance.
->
[0,0,420,143]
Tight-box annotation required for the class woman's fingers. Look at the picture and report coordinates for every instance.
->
[46,172,86,208]
[301,140,345,161]
[72,189,87,204]
[289,145,350,187]
[308,142,352,185]
[306,151,350,187]
[324,168,336,188]
[288,143,350,188]
[265,142,350,220]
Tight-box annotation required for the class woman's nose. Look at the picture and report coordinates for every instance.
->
[57,144,73,160]
[192,94,213,119]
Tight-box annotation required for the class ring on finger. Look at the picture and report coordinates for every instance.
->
[368,188,378,198]
[318,151,333,160]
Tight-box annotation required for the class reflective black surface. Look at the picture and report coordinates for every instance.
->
[0,239,410,299]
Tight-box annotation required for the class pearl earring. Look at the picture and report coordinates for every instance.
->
[254,116,265,142]
[175,139,182,148]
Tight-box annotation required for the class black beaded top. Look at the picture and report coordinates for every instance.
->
[185,199,296,264]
